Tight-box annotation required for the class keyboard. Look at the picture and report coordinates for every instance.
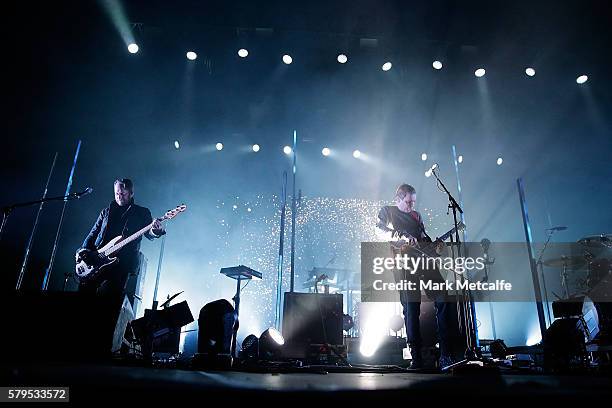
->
[220,265,262,280]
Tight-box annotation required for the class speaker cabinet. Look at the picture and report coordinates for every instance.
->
[282,292,343,356]
[5,292,132,362]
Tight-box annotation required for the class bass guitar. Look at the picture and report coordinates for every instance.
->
[75,204,187,281]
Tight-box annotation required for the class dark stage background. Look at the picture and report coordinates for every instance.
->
[3,0,611,346]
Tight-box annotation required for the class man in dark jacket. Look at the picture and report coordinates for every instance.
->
[77,178,164,305]
[376,183,452,369]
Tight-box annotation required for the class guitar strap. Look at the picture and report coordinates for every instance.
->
[119,204,133,236]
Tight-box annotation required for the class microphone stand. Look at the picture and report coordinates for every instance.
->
[5,190,91,290]
[430,167,486,371]
[481,241,497,340]
[535,229,557,326]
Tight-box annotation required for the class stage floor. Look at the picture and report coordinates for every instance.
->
[4,362,612,402]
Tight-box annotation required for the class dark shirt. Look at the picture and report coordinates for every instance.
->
[82,200,158,261]
[377,206,427,240]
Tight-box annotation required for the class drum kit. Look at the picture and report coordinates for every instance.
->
[542,233,612,339]
[542,234,612,297]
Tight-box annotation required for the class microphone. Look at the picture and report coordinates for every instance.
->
[425,163,438,177]
[480,238,491,252]
[75,187,93,198]
[546,226,567,232]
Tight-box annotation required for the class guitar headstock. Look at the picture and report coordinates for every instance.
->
[161,204,188,221]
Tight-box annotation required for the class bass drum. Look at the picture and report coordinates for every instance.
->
[582,296,612,341]
[582,297,600,341]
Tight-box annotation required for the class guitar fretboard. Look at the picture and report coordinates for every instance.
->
[102,219,163,256]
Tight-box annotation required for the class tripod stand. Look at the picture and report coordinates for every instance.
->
[429,166,491,371]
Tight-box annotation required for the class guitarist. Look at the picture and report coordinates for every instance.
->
[376,183,453,369]
[76,178,165,306]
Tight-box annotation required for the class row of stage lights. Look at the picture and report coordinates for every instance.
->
[173,140,505,172]
[127,43,590,83]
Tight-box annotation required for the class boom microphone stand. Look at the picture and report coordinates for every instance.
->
[429,166,485,370]
[5,188,93,290]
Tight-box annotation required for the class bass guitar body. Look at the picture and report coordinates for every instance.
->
[75,235,123,282]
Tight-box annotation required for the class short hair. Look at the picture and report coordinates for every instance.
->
[395,184,416,200]
[114,178,134,192]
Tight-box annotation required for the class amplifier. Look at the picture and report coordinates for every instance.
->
[281,292,343,359]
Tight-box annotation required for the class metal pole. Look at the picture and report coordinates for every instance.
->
[517,178,547,338]
[16,152,58,290]
[275,171,288,329]
[43,140,82,290]
[290,130,297,293]
[152,230,167,310]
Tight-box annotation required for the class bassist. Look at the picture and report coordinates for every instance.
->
[76,178,165,306]
[376,183,453,369]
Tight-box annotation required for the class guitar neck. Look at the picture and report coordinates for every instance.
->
[102,220,158,256]
[437,223,464,242]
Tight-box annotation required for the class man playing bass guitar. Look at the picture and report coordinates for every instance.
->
[376,183,454,369]
[76,178,165,307]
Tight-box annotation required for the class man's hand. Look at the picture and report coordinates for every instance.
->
[75,248,88,263]
[434,239,445,255]
[150,219,165,236]
[404,235,418,247]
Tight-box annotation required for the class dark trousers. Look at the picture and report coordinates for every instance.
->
[395,270,451,357]
[78,255,137,308]
[402,297,451,357]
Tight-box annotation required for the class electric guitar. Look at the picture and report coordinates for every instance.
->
[75,204,187,282]
[390,221,466,256]
[390,222,466,281]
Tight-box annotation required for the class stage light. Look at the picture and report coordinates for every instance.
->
[526,331,541,346]
[337,54,348,64]
[389,315,404,333]
[247,208,252,212]
[475,68,486,77]
[421,153,427,161]
[282,54,293,65]
[174,140,180,149]
[382,62,392,71]
[458,155,463,163]
[127,43,139,54]
[432,60,443,70]
[576,75,588,84]
[322,147,331,156]
[216,143,223,151]
[359,342,377,357]
[238,48,249,58]
[425,170,432,178]
[283,146,292,155]
[186,51,197,60]
[525,67,536,77]
[232,205,237,210]
[252,144,260,152]
[240,334,259,360]
[352,150,361,158]
[497,157,503,165]
[259,327,284,359]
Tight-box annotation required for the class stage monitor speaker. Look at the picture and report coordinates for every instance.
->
[5,292,132,362]
[282,292,343,349]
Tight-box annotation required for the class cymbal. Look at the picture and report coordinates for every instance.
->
[543,255,586,269]
[578,234,612,249]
